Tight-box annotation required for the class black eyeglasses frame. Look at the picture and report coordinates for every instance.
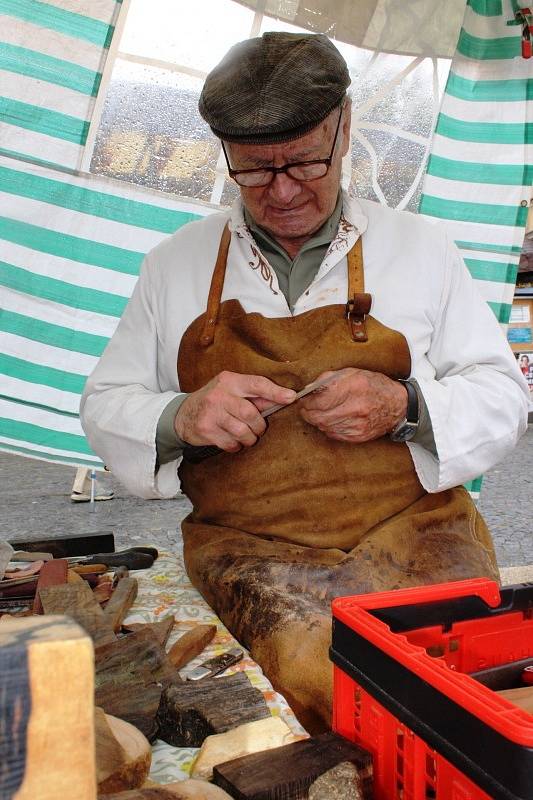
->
[221,103,345,188]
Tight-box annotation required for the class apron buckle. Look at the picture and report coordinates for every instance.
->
[345,293,372,343]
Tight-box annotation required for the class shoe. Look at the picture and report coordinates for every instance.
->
[70,487,114,502]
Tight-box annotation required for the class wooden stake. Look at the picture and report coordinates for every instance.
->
[0,615,96,800]
[103,577,138,632]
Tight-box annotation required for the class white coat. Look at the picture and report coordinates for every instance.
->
[80,193,529,499]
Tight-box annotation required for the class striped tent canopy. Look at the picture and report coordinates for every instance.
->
[0,0,531,472]
[419,0,533,496]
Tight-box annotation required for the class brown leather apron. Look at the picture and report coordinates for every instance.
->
[177,225,498,731]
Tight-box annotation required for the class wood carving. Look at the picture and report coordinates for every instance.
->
[39,582,117,647]
[167,624,217,670]
[0,615,95,800]
[213,730,373,800]
[103,577,138,632]
[122,614,175,647]
[157,671,270,747]
[94,628,181,740]
[96,709,151,794]
[33,559,68,613]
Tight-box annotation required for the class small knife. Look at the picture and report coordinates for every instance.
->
[182,372,337,464]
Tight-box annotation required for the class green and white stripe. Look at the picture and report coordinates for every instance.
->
[0,155,207,466]
[419,0,532,497]
[0,0,118,170]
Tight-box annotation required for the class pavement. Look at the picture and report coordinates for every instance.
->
[1,426,532,583]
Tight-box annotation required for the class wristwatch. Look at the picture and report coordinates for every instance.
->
[390,379,419,442]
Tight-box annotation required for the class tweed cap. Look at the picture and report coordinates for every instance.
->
[199,32,350,144]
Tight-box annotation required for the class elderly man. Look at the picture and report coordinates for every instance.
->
[81,33,529,730]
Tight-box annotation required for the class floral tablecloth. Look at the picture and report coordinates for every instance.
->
[121,543,307,784]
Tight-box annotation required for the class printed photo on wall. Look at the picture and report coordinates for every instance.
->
[518,352,533,394]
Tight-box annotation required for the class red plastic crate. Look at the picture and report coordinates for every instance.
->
[331,579,533,800]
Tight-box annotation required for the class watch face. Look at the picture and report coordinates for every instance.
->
[391,422,417,443]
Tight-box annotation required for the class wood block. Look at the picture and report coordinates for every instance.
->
[497,685,533,714]
[104,577,138,632]
[191,716,305,780]
[96,709,151,794]
[0,615,95,800]
[122,614,175,647]
[9,531,115,558]
[167,624,217,670]
[94,628,181,740]
[33,558,68,613]
[157,671,270,747]
[39,582,117,647]
[308,761,363,799]
[213,731,373,800]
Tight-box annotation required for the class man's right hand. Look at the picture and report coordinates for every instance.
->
[174,371,296,452]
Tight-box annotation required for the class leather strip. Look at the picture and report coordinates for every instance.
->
[199,223,232,347]
[346,236,371,342]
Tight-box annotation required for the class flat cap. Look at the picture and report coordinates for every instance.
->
[199,32,350,144]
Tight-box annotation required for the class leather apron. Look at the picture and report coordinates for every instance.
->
[177,225,498,731]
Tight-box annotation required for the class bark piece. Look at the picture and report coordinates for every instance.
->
[122,614,175,647]
[33,558,68,613]
[96,709,152,794]
[213,731,373,800]
[497,685,533,713]
[39,581,117,647]
[0,615,95,800]
[104,577,138,632]
[167,624,217,670]
[192,715,304,780]
[308,761,363,799]
[157,671,270,747]
[95,627,181,740]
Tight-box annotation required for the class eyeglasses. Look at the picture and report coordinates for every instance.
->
[222,104,344,188]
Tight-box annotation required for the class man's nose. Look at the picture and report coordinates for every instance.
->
[267,171,302,204]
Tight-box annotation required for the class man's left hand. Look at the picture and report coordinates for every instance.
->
[298,368,408,443]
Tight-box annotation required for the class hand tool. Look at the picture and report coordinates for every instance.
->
[186,647,243,680]
[67,549,154,571]
[183,372,339,464]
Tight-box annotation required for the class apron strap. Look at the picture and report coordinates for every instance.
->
[346,236,371,343]
[200,223,232,347]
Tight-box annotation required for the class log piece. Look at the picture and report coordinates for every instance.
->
[122,614,175,647]
[39,582,117,647]
[94,628,182,740]
[157,671,270,747]
[104,577,138,632]
[96,709,152,794]
[167,624,217,670]
[191,715,304,780]
[213,731,373,800]
[33,558,68,613]
[0,615,95,800]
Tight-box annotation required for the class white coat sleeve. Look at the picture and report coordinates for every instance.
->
[408,235,530,493]
[80,253,181,499]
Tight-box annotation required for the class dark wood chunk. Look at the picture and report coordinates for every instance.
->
[94,627,182,741]
[39,582,116,647]
[104,577,138,632]
[157,671,270,747]
[122,614,175,647]
[9,530,114,558]
[167,623,217,669]
[309,761,364,800]
[213,731,373,800]
[33,559,68,613]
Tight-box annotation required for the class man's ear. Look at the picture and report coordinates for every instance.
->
[340,98,352,157]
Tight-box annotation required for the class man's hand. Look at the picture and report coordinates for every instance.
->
[298,368,408,443]
[174,371,296,452]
